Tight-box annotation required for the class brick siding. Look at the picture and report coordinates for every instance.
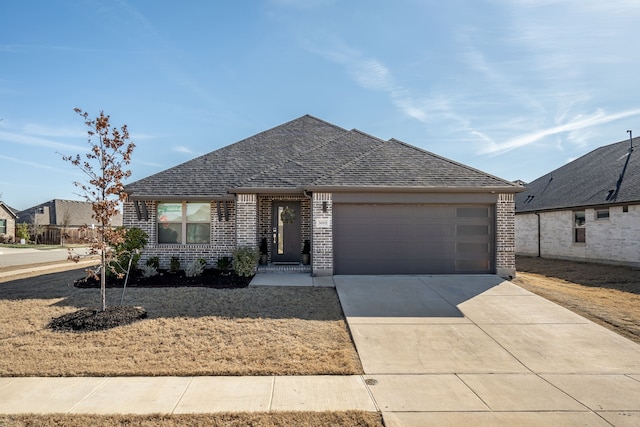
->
[496,193,516,278]
[516,204,640,267]
[311,192,333,276]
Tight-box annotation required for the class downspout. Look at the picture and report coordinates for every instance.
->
[534,212,541,258]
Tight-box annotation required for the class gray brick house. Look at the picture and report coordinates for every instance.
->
[516,136,640,267]
[0,201,17,243]
[124,115,521,277]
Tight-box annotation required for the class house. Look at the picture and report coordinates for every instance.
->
[0,201,18,243]
[515,136,640,267]
[16,199,123,244]
[124,115,521,277]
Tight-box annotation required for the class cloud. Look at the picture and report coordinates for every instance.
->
[0,130,85,152]
[306,38,435,123]
[0,154,57,171]
[480,108,640,155]
[173,146,194,154]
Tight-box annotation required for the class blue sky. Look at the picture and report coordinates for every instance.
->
[2,0,639,211]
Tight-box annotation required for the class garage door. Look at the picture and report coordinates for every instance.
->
[333,204,493,275]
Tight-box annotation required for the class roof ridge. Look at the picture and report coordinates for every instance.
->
[389,137,518,187]
[237,117,349,186]
[309,130,386,185]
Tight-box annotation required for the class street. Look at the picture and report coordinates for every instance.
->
[0,247,91,268]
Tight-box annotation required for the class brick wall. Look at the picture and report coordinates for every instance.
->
[496,193,516,278]
[516,204,640,267]
[312,192,333,276]
[123,200,236,269]
[235,194,258,247]
[0,207,15,241]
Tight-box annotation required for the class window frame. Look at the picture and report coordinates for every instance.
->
[573,210,586,244]
[0,219,6,235]
[595,208,610,220]
[157,201,211,245]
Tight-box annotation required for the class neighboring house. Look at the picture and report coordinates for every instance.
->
[124,115,521,277]
[515,137,640,267]
[16,199,123,244]
[0,201,18,243]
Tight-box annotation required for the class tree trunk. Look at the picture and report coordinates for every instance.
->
[101,249,106,311]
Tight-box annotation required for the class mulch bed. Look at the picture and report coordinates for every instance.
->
[51,269,252,332]
[73,269,252,289]
[48,306,148,332]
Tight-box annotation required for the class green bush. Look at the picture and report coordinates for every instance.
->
[232,246,259,277]
[185,258,207,277]
[170,256,181,273]
[16,223,30,241]
[146,257,160,269]
[110,227,148,276]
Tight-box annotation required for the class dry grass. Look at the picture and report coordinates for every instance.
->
[0,411,384,427]
[514,256,640,344]
[0,270,362,376]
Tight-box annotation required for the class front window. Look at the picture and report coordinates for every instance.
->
[0,219,6,235]
[158,202,210,244]
[574,211,586,243]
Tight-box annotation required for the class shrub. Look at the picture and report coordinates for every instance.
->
[16,223,30,241]
[170,256,180,273]
[216,256,232,271]
[232,246,259,278]
[146,257,160,269]
[185,258,206,277]
[139,264,158,278]
[0,234,13,244]
[110,227,148,276]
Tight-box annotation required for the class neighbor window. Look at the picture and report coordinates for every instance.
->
[0,219,6,235]
[595,209,610,220]
[157,202,210,244]
[574,211,586,243]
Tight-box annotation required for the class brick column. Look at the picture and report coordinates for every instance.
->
[311,192,333,276]
[235,194,258,247]
[496,193,516,278]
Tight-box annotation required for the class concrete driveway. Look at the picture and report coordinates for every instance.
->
[336,275,640,427]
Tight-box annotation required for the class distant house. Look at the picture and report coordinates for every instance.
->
[124,115,521,277]
[515,137,640,267]
[16,199,123,244]
[0,201,18,243]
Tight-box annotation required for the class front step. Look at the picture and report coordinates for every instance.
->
[256,263,312,273]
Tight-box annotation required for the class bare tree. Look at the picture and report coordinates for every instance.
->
[62,108,135,311]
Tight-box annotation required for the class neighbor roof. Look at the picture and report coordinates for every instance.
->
[516,137,640,213]
[0,201,17,218]
[125,115,519,200]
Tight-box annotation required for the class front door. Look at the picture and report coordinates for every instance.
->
[271,201,301,263]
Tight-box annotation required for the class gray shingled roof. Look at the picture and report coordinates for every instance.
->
[516,137,640,213]
[125,115,519,199]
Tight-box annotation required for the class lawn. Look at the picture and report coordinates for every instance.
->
[0,269,362,376]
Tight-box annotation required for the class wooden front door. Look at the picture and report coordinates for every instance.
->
[271,201,301,263]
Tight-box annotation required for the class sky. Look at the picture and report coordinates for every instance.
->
[2,0,640,211]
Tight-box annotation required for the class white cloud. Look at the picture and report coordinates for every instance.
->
[173,146,194,154]
[480,108,640,155]
[0,153,57,171]
[0,130,85,152]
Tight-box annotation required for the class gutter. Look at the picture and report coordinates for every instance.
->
[227,185,524,194]
[534,212,541,258]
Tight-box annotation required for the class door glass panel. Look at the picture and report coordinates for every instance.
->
[277,206,284,254]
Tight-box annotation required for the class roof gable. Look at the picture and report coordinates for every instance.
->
[125,115,519,199]
[516,137,640,212]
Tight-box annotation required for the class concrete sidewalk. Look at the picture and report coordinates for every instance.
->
[336,275,640,427]
[0,375,376,414]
